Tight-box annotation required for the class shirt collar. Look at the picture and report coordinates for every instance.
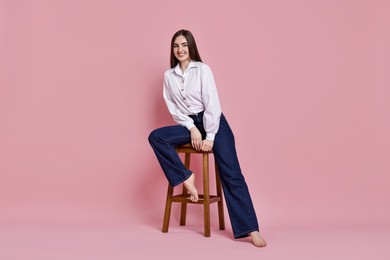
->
[170,60,201,75]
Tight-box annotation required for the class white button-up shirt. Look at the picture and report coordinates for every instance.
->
[163,61,222,141]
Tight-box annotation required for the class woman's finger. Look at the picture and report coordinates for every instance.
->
[193,140,198,150]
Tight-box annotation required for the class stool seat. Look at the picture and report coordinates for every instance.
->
[175,143,213,153]
[162,143,225,237]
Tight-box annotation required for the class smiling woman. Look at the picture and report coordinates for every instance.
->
[148,29,267,247]
[170,30,202,71]
[173,36,190,64]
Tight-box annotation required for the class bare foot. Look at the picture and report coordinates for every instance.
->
[250,231,267,247]
[183,173,199,202]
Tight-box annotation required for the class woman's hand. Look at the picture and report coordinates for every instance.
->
[190,127,202,151]
[201,139,214,152]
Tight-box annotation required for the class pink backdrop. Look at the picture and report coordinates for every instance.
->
[1,0,389,259]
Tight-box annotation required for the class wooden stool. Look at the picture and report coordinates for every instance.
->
[162,143,225,237]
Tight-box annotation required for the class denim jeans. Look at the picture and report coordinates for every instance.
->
[148,113,259,238]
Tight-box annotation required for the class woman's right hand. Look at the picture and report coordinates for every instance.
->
[190,127,202,151]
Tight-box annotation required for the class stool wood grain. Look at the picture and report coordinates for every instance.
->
[162,143,225,237]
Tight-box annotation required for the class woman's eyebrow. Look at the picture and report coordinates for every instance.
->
[174,42,188,46]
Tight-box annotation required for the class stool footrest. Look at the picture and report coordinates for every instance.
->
[171,194,221,204]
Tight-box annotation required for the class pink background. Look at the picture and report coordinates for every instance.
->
[1,0,389,259]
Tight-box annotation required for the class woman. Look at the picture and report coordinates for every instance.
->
[148,29,266,247]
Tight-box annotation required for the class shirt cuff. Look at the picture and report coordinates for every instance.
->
[206,133,215,141]
[185,122,195,131]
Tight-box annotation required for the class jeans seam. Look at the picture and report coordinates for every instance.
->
[165,134,189,167]
[164,134,191,186]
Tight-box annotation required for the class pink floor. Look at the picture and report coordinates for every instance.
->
[1,219,389,260]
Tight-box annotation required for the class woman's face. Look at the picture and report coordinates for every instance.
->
[173,35,190,64]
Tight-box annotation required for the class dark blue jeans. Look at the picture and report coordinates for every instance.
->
[148,113,259,238]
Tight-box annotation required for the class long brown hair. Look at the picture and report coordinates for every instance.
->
[170,29,202,68]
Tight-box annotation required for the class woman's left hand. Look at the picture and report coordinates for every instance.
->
[201,140,214,152]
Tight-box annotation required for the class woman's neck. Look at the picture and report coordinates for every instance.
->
[180,60,190,73]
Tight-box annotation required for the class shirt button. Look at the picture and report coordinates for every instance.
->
[187,105,190,108]
[183,97,186,100]
[181,78,184,83]
[181,89,184,91]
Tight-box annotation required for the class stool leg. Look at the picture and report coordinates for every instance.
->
[180,185,187,226]
[162,184,174,233]
[203,153,211,237]
[180,153,191,226]
[215,163,225,230]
